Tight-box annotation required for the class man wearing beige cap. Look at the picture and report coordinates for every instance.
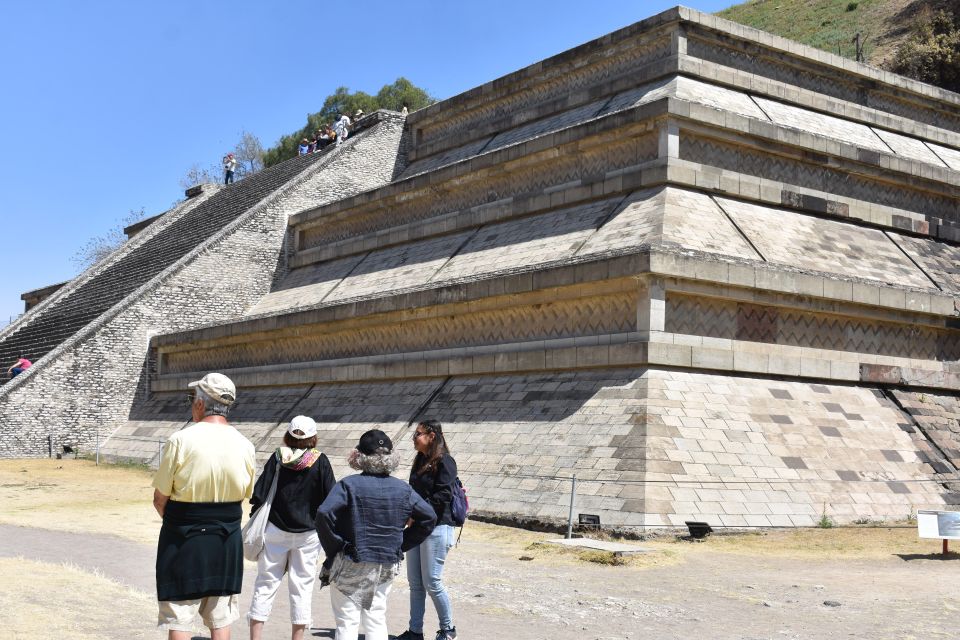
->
[152,372,256,640]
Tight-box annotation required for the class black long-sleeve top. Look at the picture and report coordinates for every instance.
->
[250,452,336,533]
[409,453,458,527]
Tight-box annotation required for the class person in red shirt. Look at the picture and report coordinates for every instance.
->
[6,356,31,379]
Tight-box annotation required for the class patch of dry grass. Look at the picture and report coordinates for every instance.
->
[522,540,683,569]
[461,519,945,569]
[0,459,161,544]
[0,557,161,639]
[672,526,944,559]
[459,520,555,547]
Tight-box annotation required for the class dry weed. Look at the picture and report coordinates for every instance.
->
[0,459,161,544]
[0,557,160,639]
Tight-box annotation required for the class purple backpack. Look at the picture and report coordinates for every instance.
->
[451,477,469,526]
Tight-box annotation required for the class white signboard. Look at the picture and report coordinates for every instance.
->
[917,510,960,540]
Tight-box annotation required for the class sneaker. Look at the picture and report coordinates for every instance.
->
[393,632,424,640]
[435,628,457,640]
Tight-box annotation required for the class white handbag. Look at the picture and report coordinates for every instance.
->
[241,465,279,561]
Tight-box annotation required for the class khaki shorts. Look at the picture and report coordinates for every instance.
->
[158,594,239,631]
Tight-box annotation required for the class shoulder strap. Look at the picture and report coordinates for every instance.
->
[265,462,280,503]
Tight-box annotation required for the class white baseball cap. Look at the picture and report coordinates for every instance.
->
[188,372,236,405]
[288,415,317,438]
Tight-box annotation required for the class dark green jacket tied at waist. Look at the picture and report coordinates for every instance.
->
[156,501,243,601]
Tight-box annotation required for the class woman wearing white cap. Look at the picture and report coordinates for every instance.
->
[247,416,336,640]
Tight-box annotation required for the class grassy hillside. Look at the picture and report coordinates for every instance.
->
[717,0,950,67]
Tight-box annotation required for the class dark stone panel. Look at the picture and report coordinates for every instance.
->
[886,481,911,494]
[781,456,807,469]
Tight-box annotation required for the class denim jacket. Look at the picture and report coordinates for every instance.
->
[315,472,436,564]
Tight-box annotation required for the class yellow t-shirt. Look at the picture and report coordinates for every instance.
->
[152,421,256,503]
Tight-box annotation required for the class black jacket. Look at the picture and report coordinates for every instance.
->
[250,452,336,533]
[409,453,458,527]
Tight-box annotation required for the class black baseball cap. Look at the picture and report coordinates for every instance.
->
[357,429,392,454]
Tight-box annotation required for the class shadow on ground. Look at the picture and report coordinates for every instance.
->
[895,552,960,561]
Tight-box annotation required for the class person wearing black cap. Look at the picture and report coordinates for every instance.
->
[315,429,436,640]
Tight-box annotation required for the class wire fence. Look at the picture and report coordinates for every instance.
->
[91,432,165,465]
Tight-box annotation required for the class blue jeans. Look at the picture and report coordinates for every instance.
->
[407,524,454,632]
[10,367,23,378]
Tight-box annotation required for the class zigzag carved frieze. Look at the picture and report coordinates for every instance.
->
[679,135,959,226]
[686,34,960,134]
[299,132,659,251]
[417,34,671,148]
[666,294,960,360]
[162,291,638,374]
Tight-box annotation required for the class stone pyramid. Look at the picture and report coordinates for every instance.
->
[5,7,960,529]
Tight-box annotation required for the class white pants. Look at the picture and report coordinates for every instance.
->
[247,522,321,626]
[330,580,393,640]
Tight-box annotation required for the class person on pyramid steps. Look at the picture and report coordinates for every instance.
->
[6,355,32,379]
[223,153,237,185]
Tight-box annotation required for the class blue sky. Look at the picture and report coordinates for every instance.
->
[0,0,730,325]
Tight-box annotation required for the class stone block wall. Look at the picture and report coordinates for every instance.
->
[105,367,959,529]
[642,370,952,527]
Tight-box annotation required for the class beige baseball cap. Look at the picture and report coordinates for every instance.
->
[188,372,236,405]
[288,415,317,438]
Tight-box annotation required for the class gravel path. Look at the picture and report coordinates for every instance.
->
[4,523,960,639]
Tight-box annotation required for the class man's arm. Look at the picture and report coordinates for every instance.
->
[151,437,176,512]
[153,489,169,518]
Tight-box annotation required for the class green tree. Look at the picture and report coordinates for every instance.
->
[376,77,433,112]
[889,9,960,93]
[263,78,435,167]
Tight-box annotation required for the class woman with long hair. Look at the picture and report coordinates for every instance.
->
[396,420,459,640]
[247,416,336,640]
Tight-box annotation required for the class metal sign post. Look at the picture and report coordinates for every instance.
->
[566,474,578,539]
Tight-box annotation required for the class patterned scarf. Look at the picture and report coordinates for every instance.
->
[276,447,321,471]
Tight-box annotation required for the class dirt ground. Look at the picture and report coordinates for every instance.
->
[1,459,958,639]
